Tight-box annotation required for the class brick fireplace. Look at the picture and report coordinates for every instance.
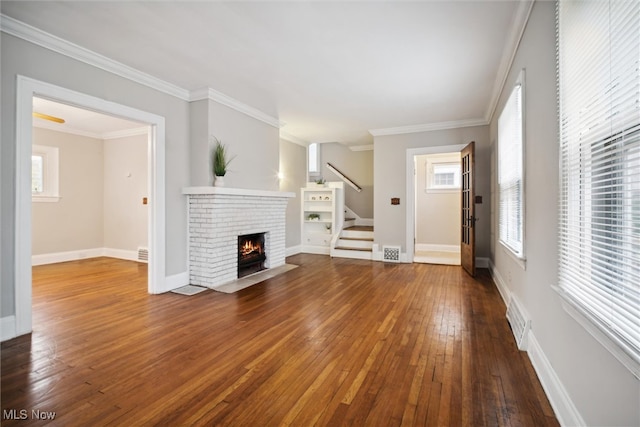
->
[182,187,295,288]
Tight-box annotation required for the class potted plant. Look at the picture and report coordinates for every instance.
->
[307,213,320,221]
[211,136,234,186]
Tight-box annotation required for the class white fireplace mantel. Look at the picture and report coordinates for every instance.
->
[182,186,295,199]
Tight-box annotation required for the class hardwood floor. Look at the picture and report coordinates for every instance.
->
[1,255,558,426]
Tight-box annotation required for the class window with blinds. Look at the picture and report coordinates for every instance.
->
[557,0,640,372]
[498,71,525,259]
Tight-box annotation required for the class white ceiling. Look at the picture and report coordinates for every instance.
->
[2,1,527,146]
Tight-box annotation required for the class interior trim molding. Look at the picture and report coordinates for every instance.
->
[349,145,374,152]
[527,332,585,427]
[164,271,189,293]
[101,127,149,140]
[0,14,190,101]
[190,87,284,129]
[370,118,488,137]
[280,131,308,146]
[484,0,535,123]
[1,14,284,131]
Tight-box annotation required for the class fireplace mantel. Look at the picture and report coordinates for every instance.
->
[182,186,295,199]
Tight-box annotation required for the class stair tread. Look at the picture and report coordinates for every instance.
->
[344,226,374,232]
[334,246,373,252]
[345,217,356,221]
[339,236,374,242]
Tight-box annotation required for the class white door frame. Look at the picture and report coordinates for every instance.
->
[405,144,466,262]
[14,75,166,337]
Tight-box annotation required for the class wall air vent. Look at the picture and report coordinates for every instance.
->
[382,246,401,263]
[137,247,149,263]
[506,295,530,351]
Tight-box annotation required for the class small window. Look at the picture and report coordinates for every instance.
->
[308,142,320,178]
[32,144,60,202]
[427,161,461,192]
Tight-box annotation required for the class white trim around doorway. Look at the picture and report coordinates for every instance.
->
[13,75,166,338]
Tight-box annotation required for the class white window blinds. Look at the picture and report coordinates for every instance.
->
[558,0,640,369]
[498,75,524,258]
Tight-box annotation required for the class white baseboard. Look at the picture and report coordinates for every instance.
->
[415,243,459,253]
[32,248,104,266]
[32,247,144,266]
[103,248,138,262]
[527,332,585,427]
[1,315,16,342]
[162,271,189,293]
[354,218,374,227]
[488,259,510,305]
[286,245,302,257]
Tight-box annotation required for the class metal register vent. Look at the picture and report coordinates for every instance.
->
[382,246,401,262]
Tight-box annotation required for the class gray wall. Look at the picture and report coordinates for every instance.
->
[279,138,307,250]
[1,33,190,317]
[320,143,373,218]
[32,128,104,255]
[373,125,490,255]
[490,2,639,425]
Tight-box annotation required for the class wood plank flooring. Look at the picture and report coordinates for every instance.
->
[1,255,558,426]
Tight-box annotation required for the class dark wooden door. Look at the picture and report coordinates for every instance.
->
[461,141,476,277]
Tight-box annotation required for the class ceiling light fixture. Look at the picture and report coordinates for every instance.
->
[33,112,65,124]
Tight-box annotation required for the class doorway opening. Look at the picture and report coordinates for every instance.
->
[13,76,166,338]
[405,144,467,265]
[31,96,151,272]
[413,152,462,265]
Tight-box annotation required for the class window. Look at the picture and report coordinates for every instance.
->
[558,0,640,373]
[32,144,59,202]
[308,142,320,178]
[498,70,525,259]
[427,161,461,192]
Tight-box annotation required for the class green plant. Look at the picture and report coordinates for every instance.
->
[315,178,326,184]
[211,137,235,177]
[307,213,320,221]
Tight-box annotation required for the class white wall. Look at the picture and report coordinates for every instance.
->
[373,125,490,257]
[279,138,306,251]
[320,143,373,218]
[32,128,104,255]
[103,134,148,253]
[489,2,639,425]
[1,33,190,318]
[415,152,461,247]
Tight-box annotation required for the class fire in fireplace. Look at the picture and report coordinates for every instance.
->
[237,233,266,278]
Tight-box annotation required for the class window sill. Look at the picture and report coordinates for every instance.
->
[426,187,461,194]
[552,285,640,380]
[499,240,526,270]
[32,195,60,203]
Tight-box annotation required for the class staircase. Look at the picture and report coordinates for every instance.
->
[331,221,374,260]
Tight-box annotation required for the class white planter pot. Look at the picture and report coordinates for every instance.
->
[214,175,225,187]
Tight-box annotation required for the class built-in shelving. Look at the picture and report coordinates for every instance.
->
[301,183,344,255]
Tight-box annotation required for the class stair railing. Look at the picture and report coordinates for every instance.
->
[326,162,362,192]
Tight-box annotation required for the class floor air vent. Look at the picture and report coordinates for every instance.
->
[506,295,530,350]
[382,246,401,262]
[137,247,149,263]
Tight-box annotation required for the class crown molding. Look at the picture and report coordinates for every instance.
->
[1,14,191,101]
[484,0,535,123]
[2,14,284,129]
[369,118,488,137]
[33,121,102,139]
[279,131,308,146]
[33,121,148,140]
[349,144,374,152]
[101,127,149,140]
[190,87,284,129]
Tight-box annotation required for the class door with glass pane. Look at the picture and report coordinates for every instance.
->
[461,141,475,277]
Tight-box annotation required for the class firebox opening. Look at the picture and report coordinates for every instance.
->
[238,233,267,278]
